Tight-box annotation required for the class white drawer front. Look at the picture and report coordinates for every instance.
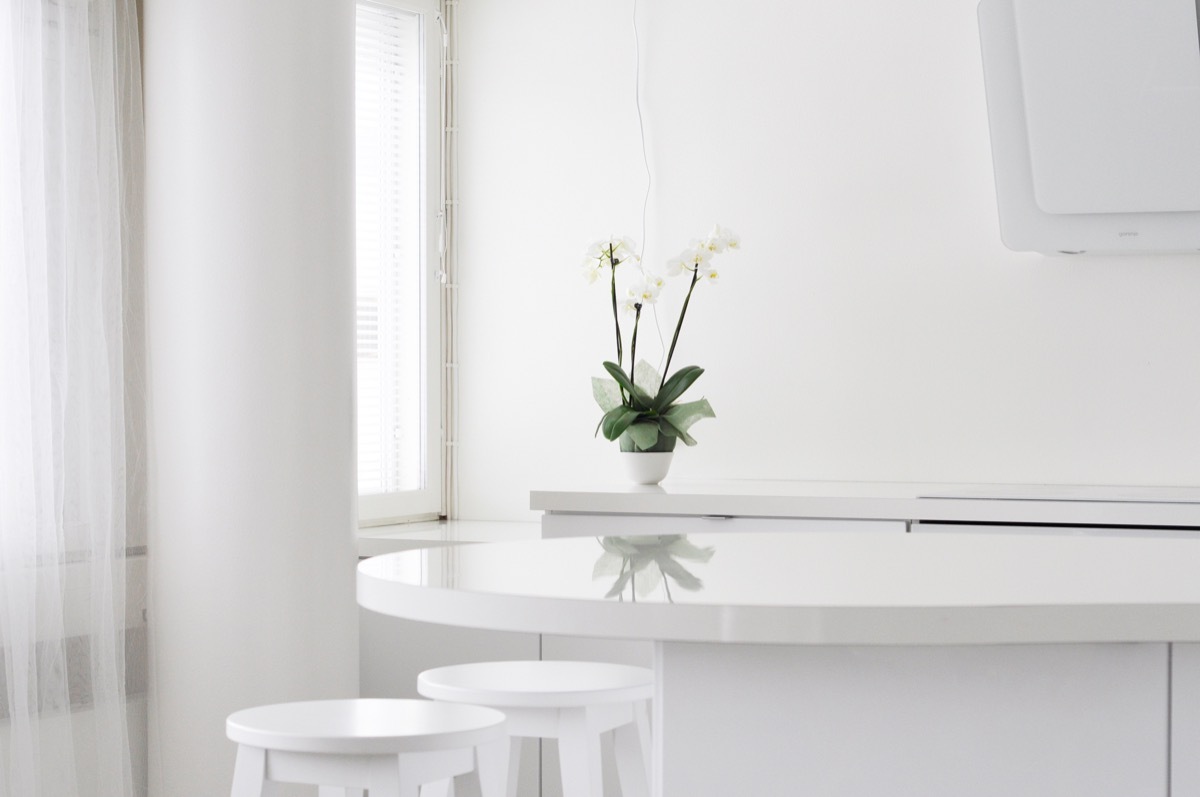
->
[542,512,905,538]
[911,522,1197,539]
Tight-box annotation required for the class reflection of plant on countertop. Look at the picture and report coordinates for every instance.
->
[592,535,716,602]
[583,227,739,453]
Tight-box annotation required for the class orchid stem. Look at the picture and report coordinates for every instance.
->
[608,245,628,404]
[630,306,642,394]
[609,246,623,370]
[660,269,699,389]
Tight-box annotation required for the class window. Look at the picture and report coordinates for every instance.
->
[355,0,443,523]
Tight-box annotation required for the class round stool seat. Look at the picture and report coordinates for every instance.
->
[418,662,654,797]
[226,698,507,755]
[418,661,654,708]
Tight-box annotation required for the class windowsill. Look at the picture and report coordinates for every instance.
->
[356,518,541,558]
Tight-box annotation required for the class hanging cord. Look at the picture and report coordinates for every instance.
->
[631,0,668,368]
[633,0,651,258]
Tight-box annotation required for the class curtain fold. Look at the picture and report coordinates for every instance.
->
[1,0,142,794]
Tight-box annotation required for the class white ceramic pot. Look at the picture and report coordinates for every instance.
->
[620,451,674,485]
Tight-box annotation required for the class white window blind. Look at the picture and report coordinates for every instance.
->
[356,0,441,522]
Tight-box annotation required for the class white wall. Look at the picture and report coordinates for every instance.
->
[455,0,1200,519]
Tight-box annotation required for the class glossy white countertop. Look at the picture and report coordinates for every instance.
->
[530,480,1200,527]
[356,519,540,557]
[356,527,1200,645]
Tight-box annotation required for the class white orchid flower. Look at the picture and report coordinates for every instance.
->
[585,236,640,270]
[699,264,720,284]
[582,242,608,277]
[664,247,711,277]
[583,237,643,289]
[718,226,740,251]
[700,229,725,254]
[685,247,712,269]
[581,259,604,284]
[627,276,662,306]
[604,236,637,266]
[700,224,740,254]
[619,295,640,316]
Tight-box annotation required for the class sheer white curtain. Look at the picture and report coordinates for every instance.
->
[0,0,142,795]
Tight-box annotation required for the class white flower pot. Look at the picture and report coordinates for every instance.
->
[620,451,674,485]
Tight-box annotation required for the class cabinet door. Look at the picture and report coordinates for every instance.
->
[659,641,1169,797]
[1173,643,1200,797]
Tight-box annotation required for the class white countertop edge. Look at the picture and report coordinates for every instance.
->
[356,573,1200,646]
[530,481,1200,527]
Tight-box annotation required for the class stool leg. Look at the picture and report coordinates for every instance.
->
[502,736,522,797]
[557,708,603,797]
[447,738,517,797]
[473,736,511,797]
[367,755,420,797]
[612,706,650,797]
[419,779,452,797]
[633,699,651,774]
[230,745,272,797]
[447,771,477,797]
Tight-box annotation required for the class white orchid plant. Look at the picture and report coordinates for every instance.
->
[582,225,739,452]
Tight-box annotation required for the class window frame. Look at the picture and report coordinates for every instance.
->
[355,0,444,525]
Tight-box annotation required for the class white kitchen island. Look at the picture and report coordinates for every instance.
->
[358,524,1200,797]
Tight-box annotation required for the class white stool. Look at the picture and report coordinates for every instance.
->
[417,661,653,797]
[226,698,508,797]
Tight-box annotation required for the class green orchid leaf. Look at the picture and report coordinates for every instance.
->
[656,555,704,591]
[604,569,632,599]
[629,555,654,573]
[624,425,678,452]
[596,535,715,600]
[653,365,704,413]
[662,398,715,446]
[594,393,634,438]
[601,361,637,396]
[625,420,661,451]
[601,537,641,556]
[633,359,662,396]
[602,361,653,410]
[657,416,696,447]
[633,564,664,597]
[600,405,640,441]
[665,538,715,563]
[592,377,622,412]
[592,552,626,579]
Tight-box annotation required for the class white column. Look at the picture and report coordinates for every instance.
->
[142,2,358,796]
